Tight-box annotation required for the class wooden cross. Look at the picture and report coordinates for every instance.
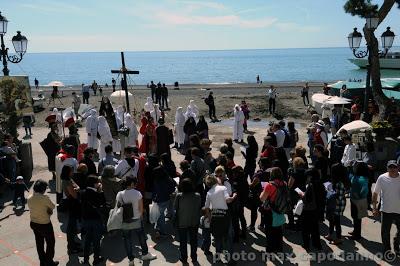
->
[111,52,139,113]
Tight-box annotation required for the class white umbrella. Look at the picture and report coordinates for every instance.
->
[110,90,133,98]
[326,97,352,105]
[337,120,372,134]
[47,81,65,87]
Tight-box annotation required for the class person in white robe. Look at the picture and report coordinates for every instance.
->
[97,116,113,159]
[124,113,139,147]
[150,104,162,125]
[85,109,99,150]
[174,107,185,148]
[113,106,125,153]
[144,97,155,112]
[233,104,245,142]
[184,100,199,119]
[52,108,63,136]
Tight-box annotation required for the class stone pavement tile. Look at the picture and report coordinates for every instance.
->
[0,253,35,266]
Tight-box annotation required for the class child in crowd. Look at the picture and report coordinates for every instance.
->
[200,207,212,256]
[13,176,29,208]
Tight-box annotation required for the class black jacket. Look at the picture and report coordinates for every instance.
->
[81,188,106,220]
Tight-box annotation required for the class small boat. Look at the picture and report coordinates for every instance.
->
[348,51,400,69]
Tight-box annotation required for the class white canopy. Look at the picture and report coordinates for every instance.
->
[325,96,352,105]
[337,120,372,134]
[47,81,64,87]
[110,90,133,98]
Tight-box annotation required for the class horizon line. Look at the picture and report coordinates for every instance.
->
[25,46,354,54]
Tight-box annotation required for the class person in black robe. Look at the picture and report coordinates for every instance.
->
[63,125,80,159]
[183,117,196,153]
[196,115,209,139]
[99,97,118,138]
[40,123,61,179]
[156,118,171,156]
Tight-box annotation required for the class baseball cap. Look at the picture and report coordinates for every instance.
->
[16,176,24,181]
[387,160,398,168]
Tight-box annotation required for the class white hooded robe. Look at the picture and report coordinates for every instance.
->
[233,104,245,141]
[98,116,113,159]
[184,100,199,120]
[124,113,139,147]
[174,107,185,145]
[85,109,99,149]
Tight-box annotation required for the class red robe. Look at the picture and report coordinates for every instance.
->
[139,117,157,154]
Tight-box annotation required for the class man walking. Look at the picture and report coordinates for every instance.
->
[161,83,169,110]
[112,78,116,92]
[302,82,310,106]
[268,85,277,115]
[150,81,156,102]
[373,160,400,256]
[82,84,90,104]
[34,78,39,89]
[28,180,58,266]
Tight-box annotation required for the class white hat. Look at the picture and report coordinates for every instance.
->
[16,176,24,181]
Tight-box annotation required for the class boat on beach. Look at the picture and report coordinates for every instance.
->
[348,51,400,69]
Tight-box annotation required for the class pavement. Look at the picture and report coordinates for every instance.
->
[0,122,398,266]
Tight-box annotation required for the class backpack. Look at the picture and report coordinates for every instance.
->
[283,129,291,148]
[204,97,210,105]
[119,195,135,223]
[263,181,290,214]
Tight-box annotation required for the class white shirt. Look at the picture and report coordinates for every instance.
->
[116,189,142,219]
[115,158,139,178]
[223,180,232,196]
[374,172,400,214]
[205,185,229,210]
[274,129,285,148]
[268,89,277,99]
[341,143,356,167]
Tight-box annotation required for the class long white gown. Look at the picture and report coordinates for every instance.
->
[144,97,154,112]
[184,100,199,120]
[85,109,99,149]
[113,106,124,153]
[174,107,185,146]
[125,113,139,147]
[233,104,245,141]
[150,104,162,124]
[98,116,113,159]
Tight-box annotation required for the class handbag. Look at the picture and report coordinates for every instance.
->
[107,205,123,232]
[294,200,304,216]
[149,202,160,224]
[272,210,286,227]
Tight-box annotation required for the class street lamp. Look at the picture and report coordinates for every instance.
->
[0,12,28,76]
[347,18,396,120]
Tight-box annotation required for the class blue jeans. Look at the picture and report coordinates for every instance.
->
[83,219,104,260]
[122,222,148,260]
[178,227,198,262]
[201,228,211,251]
[155,201,169,234]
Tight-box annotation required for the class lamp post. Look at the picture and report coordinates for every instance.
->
[0,12,28,76]
[347,21,395,118]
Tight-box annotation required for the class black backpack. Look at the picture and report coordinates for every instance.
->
[119,196,134,223]
[263,181,290,214]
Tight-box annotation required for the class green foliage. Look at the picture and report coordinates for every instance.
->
[0,78,22,141]
[344,0,378,17]
[344,0,400,17]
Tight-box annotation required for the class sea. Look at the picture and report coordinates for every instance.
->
[7,47,400,86]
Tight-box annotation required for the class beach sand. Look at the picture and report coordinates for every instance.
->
[31,82,322,128]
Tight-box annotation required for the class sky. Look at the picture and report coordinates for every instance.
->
[1,0,400,53]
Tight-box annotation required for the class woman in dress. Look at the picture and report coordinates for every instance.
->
[196,115,209,140]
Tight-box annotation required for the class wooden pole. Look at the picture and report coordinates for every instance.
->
[120,52,130,113]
